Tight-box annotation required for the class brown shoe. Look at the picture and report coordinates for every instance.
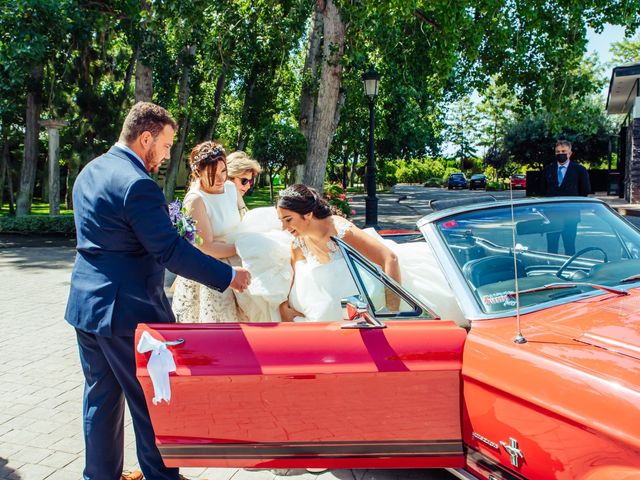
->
[121,471,144,480]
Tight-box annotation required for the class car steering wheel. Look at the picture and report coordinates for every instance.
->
[556,247,608,279]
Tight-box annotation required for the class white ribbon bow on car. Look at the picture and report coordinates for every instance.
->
[136,331,177,405]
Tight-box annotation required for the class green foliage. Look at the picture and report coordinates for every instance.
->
[610,33,640,65]
[503,96,617,169]
[393,158,445,184]
[0,214,75,234]
[252,123,307,177]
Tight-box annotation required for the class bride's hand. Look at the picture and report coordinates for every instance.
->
[279,300,304,322]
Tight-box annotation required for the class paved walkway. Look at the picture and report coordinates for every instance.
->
[1,186,638,480]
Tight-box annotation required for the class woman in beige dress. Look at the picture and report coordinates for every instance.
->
[172,142,246,323]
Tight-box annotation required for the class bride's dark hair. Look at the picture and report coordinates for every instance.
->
[277,184,332,219]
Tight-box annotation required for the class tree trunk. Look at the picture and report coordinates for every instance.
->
[202,66,227,141]
[350,151,359,187]
[0,122,7,210]
[134,0,153,102]
[296,8,323,183]
[65,154,81,210]
[135,60,153,102]
[163,46,195,202]
[299,8,323,140]
[236,67,259,151]
[120,45,138,114]
[17,64,44,216]
[302,0,345,193]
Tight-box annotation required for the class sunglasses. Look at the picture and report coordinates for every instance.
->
[238,178,254,186]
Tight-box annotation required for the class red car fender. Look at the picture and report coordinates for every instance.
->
[581,466,640,480]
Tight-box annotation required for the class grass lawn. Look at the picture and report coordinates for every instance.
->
[1,202,73,216]
[244,185,283,209]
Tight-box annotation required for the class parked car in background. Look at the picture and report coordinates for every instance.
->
[137,197,640,480]
[468,174,487,190]
[447,173,468,190]
[510,174,527,189]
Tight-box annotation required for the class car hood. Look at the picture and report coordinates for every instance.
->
[537,290,640,360]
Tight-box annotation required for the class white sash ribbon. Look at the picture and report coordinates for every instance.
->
[136,331,177,405]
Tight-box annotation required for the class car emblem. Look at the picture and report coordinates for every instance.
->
[500,437,524,467]
[471,432,499,449]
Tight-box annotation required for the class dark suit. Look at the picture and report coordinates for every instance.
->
[66,145,233,480]
[542,160,591,255]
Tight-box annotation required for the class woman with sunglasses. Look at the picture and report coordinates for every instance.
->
[172,141,249,323]
[226,151,261,218]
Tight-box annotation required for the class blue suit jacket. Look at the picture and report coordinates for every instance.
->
[542,161,591,197]
[65,146,233,336]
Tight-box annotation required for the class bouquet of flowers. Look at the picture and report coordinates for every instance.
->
[168,199,203,246]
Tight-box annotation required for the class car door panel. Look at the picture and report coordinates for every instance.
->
[135,320,466,468]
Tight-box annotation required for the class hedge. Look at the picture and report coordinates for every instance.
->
[0,215,76,234]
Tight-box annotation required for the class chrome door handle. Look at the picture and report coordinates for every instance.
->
[163,338,185,347]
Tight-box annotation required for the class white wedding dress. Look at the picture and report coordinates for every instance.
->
[288,221,359,322]
[229,208,463,324]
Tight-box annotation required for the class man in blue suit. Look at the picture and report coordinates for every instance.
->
[541,139,591,255]
[65,102,251,480]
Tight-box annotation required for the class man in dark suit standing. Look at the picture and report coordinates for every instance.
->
[542,139,591,255]
[65,102,251,480]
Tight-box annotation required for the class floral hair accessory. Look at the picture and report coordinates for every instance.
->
[191,144,226,172]
[169,199,203,245]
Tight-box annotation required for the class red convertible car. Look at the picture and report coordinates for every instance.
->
[136,197,640,480]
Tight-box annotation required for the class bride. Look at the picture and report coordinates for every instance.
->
[275,184,401,322]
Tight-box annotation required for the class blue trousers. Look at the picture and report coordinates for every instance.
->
[75,329,179,480]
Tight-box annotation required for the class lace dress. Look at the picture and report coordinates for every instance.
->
[288,219,359,322]
[172,181,248,323]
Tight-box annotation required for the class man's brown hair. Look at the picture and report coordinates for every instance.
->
[119,102,177,144]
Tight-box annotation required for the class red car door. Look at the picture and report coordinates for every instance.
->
[135,240,467,470]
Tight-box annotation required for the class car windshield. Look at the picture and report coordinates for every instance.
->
[435,201,640,314]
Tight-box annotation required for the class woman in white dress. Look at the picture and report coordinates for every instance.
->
[172,142,247,323]
[276,184,401,322]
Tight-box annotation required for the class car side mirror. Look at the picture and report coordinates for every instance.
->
[340,295,386,329]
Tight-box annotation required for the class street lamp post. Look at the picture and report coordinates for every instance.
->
[362,66,380,229]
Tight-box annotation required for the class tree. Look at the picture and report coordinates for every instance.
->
[610,33,640,65]
[301,0,345,193]
[252,123,307,200]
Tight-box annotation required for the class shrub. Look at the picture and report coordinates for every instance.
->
[323,183,352,217]
[0,215,76,234]
[424,177,443,187]
[486,182,504,191]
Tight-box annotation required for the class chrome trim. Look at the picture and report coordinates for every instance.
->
[416,196,608,227]
[333,236,438,320]
[500,438,523,468]
[163,339,185,347]
[445,468,481,480]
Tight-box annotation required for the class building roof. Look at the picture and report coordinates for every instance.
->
[606,62,640,115]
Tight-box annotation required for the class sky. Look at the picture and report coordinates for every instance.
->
[586,23,628,68]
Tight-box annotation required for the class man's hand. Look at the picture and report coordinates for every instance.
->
[230,267,251,292]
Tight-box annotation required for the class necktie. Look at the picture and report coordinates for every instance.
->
[557,165,566,185]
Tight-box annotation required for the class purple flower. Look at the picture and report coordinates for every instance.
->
[168,200,182,224]
[168,198,202,245]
